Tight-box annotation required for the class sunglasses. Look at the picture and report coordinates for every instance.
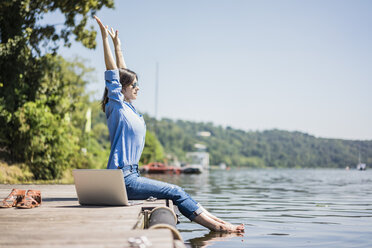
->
[131,82,139,88]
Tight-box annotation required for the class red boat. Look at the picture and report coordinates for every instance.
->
[141,162,181,174]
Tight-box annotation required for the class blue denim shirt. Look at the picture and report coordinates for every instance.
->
[104,69,146,169]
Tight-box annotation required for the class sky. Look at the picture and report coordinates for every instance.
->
[45,0,372,140]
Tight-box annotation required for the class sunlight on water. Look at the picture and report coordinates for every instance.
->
[145,169,372,248]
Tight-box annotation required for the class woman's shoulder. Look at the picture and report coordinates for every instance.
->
[106,102,129,121]
[106,99,126,110]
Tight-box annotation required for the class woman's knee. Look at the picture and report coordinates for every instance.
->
[170,185,190,202]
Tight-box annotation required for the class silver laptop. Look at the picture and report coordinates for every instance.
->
[73,169,138,206]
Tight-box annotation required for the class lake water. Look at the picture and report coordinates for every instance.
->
[145,169,372,248]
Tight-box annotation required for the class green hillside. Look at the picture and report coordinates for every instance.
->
[142,115,372,168]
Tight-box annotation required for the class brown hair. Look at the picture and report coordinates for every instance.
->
[101,68,138,112]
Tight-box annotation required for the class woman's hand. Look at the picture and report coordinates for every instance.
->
[108,27,126,69]
[94,15,117,70]
[108,27,121,48]
[94,15,108,39]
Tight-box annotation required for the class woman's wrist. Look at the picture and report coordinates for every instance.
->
[114,41,121,47]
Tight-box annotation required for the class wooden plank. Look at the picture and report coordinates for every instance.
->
[0,184,179,248]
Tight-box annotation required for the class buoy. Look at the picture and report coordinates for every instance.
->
[148,206,177,227]
[148,206,182,241]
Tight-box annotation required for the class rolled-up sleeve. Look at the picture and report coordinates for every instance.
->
[105,69,123,103]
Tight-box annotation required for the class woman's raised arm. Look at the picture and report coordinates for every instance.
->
[108,27,127,69]
[94,16,117,70]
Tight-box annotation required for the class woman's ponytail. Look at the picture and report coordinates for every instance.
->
[101,88,109,112]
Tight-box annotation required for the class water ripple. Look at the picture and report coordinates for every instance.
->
[146,169,372,247]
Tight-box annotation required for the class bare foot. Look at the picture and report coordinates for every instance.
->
[236,224,245,232]
[199,205,233,225]
[218,223,245,233]
[193,213,245,233]
[210,215,231,225]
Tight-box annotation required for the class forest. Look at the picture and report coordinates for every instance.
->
[143,115,372,169]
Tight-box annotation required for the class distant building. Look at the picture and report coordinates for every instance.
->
[194,143,207,151]
[186,152,210,170]
[197,131,211,137]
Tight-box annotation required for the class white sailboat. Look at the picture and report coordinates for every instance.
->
[356,152,366,170]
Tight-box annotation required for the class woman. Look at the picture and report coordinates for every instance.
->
[94,16,244,233]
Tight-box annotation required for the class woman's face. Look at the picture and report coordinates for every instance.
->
[123,79,139,102]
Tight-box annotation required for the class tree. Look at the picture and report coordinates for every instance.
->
[0,0,114,114]
[140,131,165,165]
[10,55,95,179]
[15,100,79,179]
[0,1,114,179]
[0,0,114,54]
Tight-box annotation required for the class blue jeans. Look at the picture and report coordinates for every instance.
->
[121,165,203,221]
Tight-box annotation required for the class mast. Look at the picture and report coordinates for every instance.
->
[155,62,159,120]
[153,62,159,162]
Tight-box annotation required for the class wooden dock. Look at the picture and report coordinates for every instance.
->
[0,184,184,248]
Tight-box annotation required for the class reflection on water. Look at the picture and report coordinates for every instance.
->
[145,169,372,248]
[188,232,244,247]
